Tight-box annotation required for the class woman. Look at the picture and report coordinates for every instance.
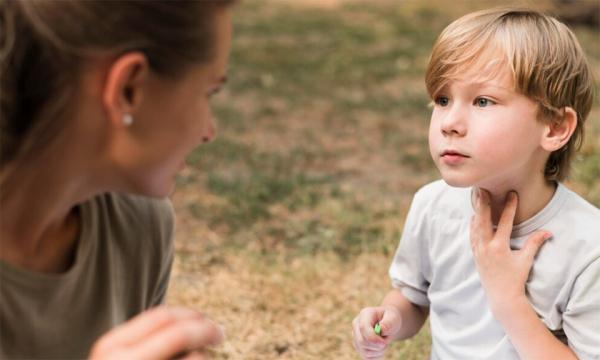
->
[0,1,234,358]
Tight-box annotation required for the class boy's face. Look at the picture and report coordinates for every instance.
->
[428,67,549,189]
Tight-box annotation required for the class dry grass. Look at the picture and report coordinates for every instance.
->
[166,1,599,359]
[168,250,431,359]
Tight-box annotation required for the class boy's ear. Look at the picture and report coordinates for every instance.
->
[540,107,577,152]
[102,52,149,128]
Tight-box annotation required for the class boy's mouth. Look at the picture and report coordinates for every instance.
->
[441,149,469,157]
[440,149,470,165]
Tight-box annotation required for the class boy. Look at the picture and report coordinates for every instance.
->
[352,8,599,359]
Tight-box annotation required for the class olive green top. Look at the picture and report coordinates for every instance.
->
[0,193,175,359]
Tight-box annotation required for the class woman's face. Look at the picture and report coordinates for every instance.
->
[120,7,232,197]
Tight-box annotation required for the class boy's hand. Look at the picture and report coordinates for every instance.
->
[470,189,551,317]
[352,306,402,360]
[89,306,224,360]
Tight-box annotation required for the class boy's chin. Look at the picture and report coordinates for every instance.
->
[440,175,474,188]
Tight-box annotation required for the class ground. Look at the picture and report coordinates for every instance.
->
[166,1,600,358]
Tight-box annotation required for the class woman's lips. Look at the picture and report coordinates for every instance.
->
[441,150,469,165]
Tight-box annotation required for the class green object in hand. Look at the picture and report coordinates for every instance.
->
[374,323,382,336]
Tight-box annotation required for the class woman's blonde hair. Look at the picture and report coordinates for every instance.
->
[425,8,594,181]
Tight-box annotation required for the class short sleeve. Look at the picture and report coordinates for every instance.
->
[563,257,600,359]
[388,191,431,307]
[149,199,175,306]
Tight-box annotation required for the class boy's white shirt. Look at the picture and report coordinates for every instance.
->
[389,180,600,360]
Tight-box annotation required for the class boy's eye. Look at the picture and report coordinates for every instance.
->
[435,96,449,107]
[474,97,494,107]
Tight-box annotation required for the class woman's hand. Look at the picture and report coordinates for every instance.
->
[89,306,224,360]
[470,189,551,317]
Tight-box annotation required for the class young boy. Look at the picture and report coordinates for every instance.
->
[352,8,599,360]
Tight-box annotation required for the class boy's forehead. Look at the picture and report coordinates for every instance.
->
[448,52,515,90]
[454,66,513,89]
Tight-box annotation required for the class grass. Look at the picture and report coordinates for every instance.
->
[168,1,600,359]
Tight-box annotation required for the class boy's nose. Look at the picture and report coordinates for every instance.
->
[440,106,467,136]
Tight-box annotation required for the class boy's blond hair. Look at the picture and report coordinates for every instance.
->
[425,8,594,181]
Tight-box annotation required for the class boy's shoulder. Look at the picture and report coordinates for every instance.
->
[560,184,600,218]
[558,184,600,240]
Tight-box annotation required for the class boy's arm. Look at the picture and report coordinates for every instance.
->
[380,288,429,340]
[352,288,428,359]
[494,298,577,359]
[472,190,577,359]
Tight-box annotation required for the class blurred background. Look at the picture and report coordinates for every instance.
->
[166,0,600,358]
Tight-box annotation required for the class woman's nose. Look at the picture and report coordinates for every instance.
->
[202,114,217,143]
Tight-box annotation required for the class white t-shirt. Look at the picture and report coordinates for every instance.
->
[389,180,600,359]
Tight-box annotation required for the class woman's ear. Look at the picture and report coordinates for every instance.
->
[102,52,149,128]
[540,107,577,152]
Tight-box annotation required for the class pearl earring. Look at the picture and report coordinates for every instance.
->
[123,114,134,126]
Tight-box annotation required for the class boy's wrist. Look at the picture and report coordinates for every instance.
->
[490,294,531,326]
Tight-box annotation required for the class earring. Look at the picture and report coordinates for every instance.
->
[123,114,134,126]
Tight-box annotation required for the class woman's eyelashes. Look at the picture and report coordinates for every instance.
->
[207,76,227,98]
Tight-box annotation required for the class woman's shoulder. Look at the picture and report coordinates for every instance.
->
[97,192,173,215]
[83,192,175,253]
[90,192,173,228]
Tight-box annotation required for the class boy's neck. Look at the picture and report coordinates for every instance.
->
[474,177,557,226]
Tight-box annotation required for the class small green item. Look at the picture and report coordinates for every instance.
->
[374,323,382,336]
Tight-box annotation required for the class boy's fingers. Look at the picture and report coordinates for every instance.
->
[352,331,378,355]
[352,318,367,345]
[521,231,551,263]
[357,308,386,344]
[378,309,401,338]
[474,188,493,240]
[363,352,385,360]
[352,315,371,342]
[352,318,384,352]
[470,216,481,252]
[359,341,386,352]
[357,308,381,332]
[496,191,518,241]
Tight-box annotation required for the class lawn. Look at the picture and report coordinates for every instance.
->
[167,1,600,359]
